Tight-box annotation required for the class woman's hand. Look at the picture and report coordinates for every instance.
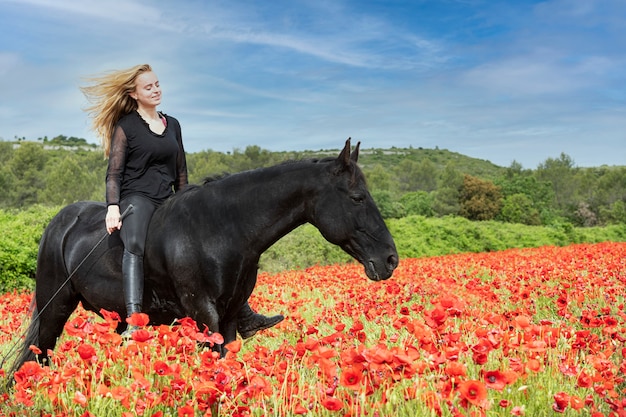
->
[106,205,122,234]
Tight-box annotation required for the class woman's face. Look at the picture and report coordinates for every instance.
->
[131,71,161,108]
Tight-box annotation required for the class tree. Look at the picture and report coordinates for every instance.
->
[536,153,578,212]
[400,191,435,217]
[573,201,598,227]
[365,164,394,194]
[500,193,541,225]
[432,163,463,217]
[413,159,438,192]
[495,168,554,225]
[581,167,626,225]
[0,141,13,165]
[394,159,420,192]
[7,142,47,207]
[370,190,405,219]
[186,150,231,184]
[40,154,99,205]
[602,200,626,224]
[459,174,502,221]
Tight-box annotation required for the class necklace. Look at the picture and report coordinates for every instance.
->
[137,109,166,134]
[138,109,160,122]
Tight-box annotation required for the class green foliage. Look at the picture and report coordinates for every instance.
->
[0,142,106,208]
[399,191,435,217]
[459,175,503,221]
[387,215,626,259]
[46,135,95,147]
[499,193,541,225]
[2,139,625,227]
[40,153,105,205]
[536,152,578,213]
[1,206,625,289]
[0,205,59,292]
[364,164,394,193]
[370,190,406,219]
[260,224,353,272]
[0,138,624,291]
[5,142,48,207]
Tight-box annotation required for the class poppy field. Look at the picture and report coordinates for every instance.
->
[1,242,625,416]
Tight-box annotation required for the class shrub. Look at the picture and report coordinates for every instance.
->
[1,207,625,291]
[0,205,59,291]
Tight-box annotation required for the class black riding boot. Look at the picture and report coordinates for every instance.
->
[122,249,144,323]
[237,302,284,339]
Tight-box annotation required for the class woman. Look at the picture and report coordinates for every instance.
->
[81,64,282,338]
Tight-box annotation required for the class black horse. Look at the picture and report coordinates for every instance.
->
[11,139,398,374]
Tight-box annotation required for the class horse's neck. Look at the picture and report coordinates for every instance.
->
[227,163,321,252]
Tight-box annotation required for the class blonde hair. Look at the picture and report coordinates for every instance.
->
[80,64,153,157]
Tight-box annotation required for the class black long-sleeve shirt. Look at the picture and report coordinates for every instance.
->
[105,111,188,206]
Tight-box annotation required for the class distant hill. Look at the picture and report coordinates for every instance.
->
[292,145,506,179]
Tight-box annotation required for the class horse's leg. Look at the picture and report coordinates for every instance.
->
[221,320,237,347]
[182,295,221,335]
[35,287,80,363]
[10,287,78,380]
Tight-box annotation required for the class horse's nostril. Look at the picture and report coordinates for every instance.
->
[388,254,399,270]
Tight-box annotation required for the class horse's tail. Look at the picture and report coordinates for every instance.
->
[5,296,40,385]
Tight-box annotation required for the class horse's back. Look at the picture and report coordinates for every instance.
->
[37,201,111,281]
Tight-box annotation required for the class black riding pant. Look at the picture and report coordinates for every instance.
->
[119,194,159,256]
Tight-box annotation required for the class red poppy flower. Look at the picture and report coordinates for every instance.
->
[99,308,121,325]
[514,315,531,329]
[339,364,364,390]
[14,361,45,385]
[350,320,364,332]
[126,312,150,327]
[576,370,593,388]
[225,339,242,354]
[154,360,173,376]
[458,380,488,408]
[245,375,272,398]
[321,396,343,411]
[526,358,542,372]
[471,342,490,365]
[483,370,507,391]
[569,395,584,410]
[28,345,42,355]
[178,405,194,417]
[111,386,131,409]
[64,316,90,337]
[73,391,87,407]
[131,329,152,343]
[511,406,525,416]
[552,391,569,413]
[444,361,467,378]
[77,343,96,361]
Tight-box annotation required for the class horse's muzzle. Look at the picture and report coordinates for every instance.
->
[364,251,398,281]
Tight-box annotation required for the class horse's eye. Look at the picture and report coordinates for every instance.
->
[351,195,365,204]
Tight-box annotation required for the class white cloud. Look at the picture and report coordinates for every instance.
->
[0,0,624,168]
[4,0,164,25]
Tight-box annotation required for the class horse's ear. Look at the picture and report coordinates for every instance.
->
[337,138,352,169]
[350,141,360,163]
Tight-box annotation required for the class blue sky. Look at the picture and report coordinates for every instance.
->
[0,0,624,168]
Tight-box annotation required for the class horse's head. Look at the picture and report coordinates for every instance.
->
[310,139,398,281]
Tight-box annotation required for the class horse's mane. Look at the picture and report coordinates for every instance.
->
[161,155,361,211]
[199,156,337,185]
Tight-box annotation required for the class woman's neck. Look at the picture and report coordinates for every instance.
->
[137,106,159,121]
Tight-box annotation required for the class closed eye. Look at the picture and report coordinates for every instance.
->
[351,195,365,204]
